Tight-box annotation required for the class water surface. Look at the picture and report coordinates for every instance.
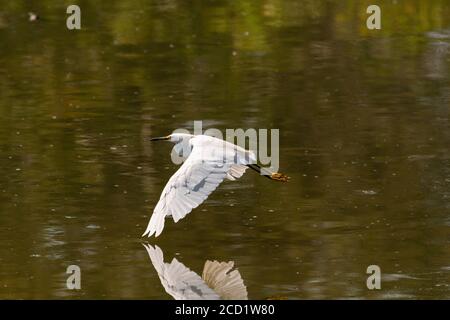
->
[0,0,449,299]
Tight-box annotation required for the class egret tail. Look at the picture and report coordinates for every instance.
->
[247,164,289,182]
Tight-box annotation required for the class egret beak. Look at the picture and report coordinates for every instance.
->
[150,135,170,141]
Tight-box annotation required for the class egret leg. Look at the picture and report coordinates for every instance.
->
[247,164,289,182]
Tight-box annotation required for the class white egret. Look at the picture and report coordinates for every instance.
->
[143,133,288,237]
[144,244,248,300]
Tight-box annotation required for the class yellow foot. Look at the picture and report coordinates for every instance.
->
[270,172,290,182]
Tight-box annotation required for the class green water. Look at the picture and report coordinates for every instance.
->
[0,0,449,299]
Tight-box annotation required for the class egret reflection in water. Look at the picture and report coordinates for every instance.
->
[144,244,248,300]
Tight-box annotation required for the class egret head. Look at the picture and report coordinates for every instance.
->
[150,133,194,143]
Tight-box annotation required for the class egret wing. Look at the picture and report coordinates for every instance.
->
[226,164,248,181]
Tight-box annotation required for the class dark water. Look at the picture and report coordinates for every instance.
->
[0,1,449,299]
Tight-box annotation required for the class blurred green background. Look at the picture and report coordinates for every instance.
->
[0,0,449,299]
